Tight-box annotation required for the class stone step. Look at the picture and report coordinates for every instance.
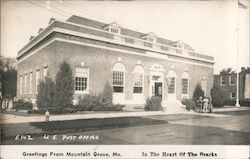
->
[162,101,186,112]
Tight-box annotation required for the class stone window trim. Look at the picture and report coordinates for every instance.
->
[75,66,89,94]
[29,72,33,94]
[35,69,40,94]
[24,73,28,94]
[20,75,23,95]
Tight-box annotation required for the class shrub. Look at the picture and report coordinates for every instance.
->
[92,104,125,111]
[13,100,33,110]
[77,94,100,111]
[193,83,204,102]
[53,61,74,109]
[181,98,196,111]
[99,82,113,106]
[77,93,124,111]
[223,98,250,106]
[240,98,250,106]
[211,85,225,107]
[36,77,55,109]
[144,96,162,111]
[28,107,77,114]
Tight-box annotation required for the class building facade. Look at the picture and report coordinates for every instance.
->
[214,73,250,100]
[16,15,214,110]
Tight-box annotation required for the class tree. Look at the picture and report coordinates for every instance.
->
[0,56,17,109]
[53,61,74,108]
[193,83,204,102]
[211,85,225,107]
[220,68,235,75]
[36,77,55,109]
[240,67,250,73]
[99,82,113,106]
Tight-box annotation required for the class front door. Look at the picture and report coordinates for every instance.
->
[154,82,162,100]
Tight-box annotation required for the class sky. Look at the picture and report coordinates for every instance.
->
[1,0,249,74]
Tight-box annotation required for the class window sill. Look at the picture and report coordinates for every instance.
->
[75,91,89,94]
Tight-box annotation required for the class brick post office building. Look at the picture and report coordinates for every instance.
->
[16,15,214,110]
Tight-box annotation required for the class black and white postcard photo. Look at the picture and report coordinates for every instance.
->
[0,0,249,158]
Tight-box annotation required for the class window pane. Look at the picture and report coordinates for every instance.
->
[168,77,175,94]
[113,71,124,86]
[75,76,87,91]
[182,78,188,94]
[133,87,142,93]
[113,86,123,93]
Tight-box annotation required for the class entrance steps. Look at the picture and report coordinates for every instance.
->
[162,100,186,113]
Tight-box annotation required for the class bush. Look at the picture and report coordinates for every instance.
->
[240,98,250,106]
[92,104,125,111]
[13,100,33,110]
[144,96,162,111]
[53,61,74,109]
[181,98,196,111]
[77,94,100,111]
[99,82,113,106]
[193,83,204,102]
[77,94,124,111]
[223,98,250,106]
[36,77,55,109]
[28,107,77,114]
[211,85,225,107]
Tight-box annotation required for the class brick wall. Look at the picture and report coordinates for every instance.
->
[214,74,245,100]
[17,37,214,105]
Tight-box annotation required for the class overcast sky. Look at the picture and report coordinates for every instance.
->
[1,0,249,74]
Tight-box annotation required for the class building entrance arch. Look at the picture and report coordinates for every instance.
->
[149,64,165,100]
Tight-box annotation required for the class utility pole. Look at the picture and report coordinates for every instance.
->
[235,0,241,107]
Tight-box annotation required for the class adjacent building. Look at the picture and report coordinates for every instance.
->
[16,15,214,110]
[214,73,250,100]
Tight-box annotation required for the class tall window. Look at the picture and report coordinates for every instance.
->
[201,78,207,95]
[181,72,189,96]
[168,70,176,94]
[75,67,89,93]
[229,75,235,85]
[44,67,48,80]
[168,77,175,94]
[35,69,39,93]
[220,76,226,86]
[133,65,144,93]
[29,72,33,94]
[24,74,28,94]
[112,63,126,93]
[20,75,23,95]
[182,79,188,94]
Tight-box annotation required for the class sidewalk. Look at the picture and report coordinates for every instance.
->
[0,111,170,124]
[212,106,250,112]
[1,106,249,124]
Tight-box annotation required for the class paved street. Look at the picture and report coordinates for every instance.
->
[2,110,249,145]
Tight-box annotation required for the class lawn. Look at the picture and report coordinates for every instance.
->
[30,117,168,132]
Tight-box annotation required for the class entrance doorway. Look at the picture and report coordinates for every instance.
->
[154,82,162,99]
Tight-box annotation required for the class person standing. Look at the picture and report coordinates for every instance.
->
[45,109,50,122]
[197,96,203,113]
[203,96,209,113]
